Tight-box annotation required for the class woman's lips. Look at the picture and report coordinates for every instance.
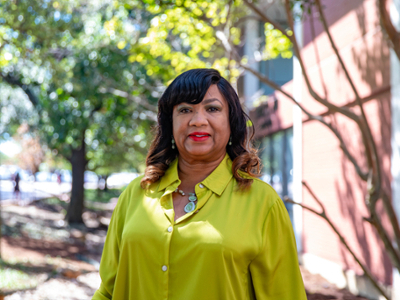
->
[188,132,210,142]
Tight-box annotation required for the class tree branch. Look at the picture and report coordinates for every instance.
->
[284,182,391,300]
[338,143,368,181]
[314,0,360,101]
[367,204,400,271]
[313,0,382,197]
[242,0,361,122]
[217,15,369,182]
[381,190,400,254]
[378,0,400,61]
[0,73,39,106]
[242,0,293,41]
[239,63,368,180]
[98,86,157,121]
[242,0,398,287]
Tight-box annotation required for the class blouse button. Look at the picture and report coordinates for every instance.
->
[162,265,168,272]
[167,226,173,232]
[199,183,204,188]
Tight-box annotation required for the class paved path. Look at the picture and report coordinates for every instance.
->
[0,180,71,203]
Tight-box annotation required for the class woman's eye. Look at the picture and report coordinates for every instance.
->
[207,107,220,112]
[179,108,191,113]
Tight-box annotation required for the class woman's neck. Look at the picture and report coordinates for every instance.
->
[177,152,226,191]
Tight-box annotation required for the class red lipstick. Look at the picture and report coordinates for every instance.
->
[188,132,210,142]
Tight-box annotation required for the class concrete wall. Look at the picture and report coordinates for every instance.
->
[299,0,393,288]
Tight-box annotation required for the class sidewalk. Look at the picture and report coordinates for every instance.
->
[0,180,71,204]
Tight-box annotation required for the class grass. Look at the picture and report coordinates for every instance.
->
[0,259,55,295]
[0,267,39,292]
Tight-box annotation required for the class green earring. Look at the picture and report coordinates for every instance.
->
[171,137,175,149]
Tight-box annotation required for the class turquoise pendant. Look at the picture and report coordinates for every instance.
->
[184,201,196,213]
[188,194,197,202]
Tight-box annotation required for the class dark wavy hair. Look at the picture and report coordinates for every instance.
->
[141,68,260,190]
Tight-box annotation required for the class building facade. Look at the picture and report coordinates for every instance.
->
[241,0,400,299]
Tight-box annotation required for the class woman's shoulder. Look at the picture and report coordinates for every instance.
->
[121,174,152,196]
[115,175,145,202]
[248,177,280,197]
[238,177,282,212]
[236,170,278,196]
[124,174,145,191]
[118,174,161,201]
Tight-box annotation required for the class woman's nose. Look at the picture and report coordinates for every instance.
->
[189,111,208,127]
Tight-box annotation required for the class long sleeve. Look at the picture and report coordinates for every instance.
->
[92,197,123,300]
[249,198,307,299]
[91,158,307,300]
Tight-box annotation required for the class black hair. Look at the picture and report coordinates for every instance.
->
[141,68,260,189]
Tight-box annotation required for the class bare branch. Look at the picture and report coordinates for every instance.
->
[239,63,368,180]
[242,0,399,287]
[309,6,328,98]
[285,197,323,216]
[223,6,389,272]
[378,0,400,61]
[284,182,391,300]
[367,206,400,271]
[381,190,400,253]
[242,0,293,42]
[360,122,382,197]
[218,17,369,182]
[281,0,361,122]
[0,73,39,106]
[338,144,368,181]
[239,63,312,116]
[318,85,391,115]
[314,0,360,101]
[313,0,382,195]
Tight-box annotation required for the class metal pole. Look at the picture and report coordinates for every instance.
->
[292,1,304,254]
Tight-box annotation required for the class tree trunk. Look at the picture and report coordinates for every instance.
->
[66,143,87,224]
[104,174,109,191]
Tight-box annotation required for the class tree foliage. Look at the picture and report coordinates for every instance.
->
[0,0,160,222]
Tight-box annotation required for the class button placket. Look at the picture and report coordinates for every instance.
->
[162,226,171,272]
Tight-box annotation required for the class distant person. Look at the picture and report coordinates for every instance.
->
[57,172,62,185]
[92,69,306,300]
[13,172,21,200]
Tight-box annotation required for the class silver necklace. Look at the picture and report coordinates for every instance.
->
[174,188,197,213]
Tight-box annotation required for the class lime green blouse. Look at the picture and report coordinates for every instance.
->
[92,154,306,300]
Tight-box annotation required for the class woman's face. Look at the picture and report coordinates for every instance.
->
[172,84,231,162]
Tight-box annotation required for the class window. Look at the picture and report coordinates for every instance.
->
[258,21,293,96]
[259,128,294,222]
[259,57,293,95]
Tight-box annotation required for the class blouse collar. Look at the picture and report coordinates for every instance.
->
[158,153,233,196]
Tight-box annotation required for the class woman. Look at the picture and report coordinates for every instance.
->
[92,69,306,300]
